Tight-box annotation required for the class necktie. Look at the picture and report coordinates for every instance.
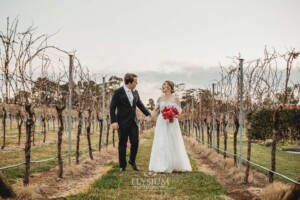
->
[128,90,133,105]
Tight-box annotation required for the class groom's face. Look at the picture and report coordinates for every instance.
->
[128,77,138,90]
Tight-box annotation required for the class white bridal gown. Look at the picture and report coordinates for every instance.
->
[149,101,192,173]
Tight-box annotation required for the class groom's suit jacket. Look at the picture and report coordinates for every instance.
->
[110,86,150,130]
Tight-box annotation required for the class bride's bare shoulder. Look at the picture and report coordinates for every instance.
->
[173,94,179,99]
[172,94,180,100]
[173,95,181,104]
[155,96,162,103]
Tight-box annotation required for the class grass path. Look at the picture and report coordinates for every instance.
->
[1,129,114,184]
[64,133,226,200]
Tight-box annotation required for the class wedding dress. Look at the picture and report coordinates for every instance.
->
[149,98,192,173]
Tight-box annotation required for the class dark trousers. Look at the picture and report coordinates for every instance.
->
[118,122,139,168]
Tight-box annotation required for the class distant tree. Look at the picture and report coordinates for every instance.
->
[146,98,155,111]
[174,83,185,97]
[108,75,123,87]
[275,87,298,105]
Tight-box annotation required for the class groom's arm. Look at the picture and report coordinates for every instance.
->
[136,91,151,117]
[110,89,119,124]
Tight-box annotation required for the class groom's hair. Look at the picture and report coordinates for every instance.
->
[124,73,138,84]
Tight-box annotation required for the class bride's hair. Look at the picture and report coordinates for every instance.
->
[164,80,175,93]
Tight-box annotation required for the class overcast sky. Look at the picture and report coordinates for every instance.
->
[1,0,300,102]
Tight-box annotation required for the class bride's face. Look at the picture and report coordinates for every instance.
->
[161,82,171,93]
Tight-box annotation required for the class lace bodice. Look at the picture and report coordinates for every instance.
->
[155,101,182,113]
[150,95,182,120]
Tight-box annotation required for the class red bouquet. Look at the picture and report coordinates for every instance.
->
[161,106,179,123]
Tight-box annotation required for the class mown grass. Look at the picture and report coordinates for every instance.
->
[64,136,226,200]
[194,129,300,183]
[0,122,116,184]
[222,140,300,182]
[2,160,57,184]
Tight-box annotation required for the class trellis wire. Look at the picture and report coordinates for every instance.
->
[194,137,300,185]
[0,142,100,171]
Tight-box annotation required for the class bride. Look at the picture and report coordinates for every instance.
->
[149,80,192,173]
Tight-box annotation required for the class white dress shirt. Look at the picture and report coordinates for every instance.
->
[123,85,134,106]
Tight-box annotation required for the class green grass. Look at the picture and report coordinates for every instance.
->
[223,140,300,182]
[63,136,226,200]
[197,131,300,183]
[2,160,57,184]
[0,123,116,184]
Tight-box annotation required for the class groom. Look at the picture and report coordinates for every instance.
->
[110,73,151,172]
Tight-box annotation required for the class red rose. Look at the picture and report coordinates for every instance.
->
[161,106,179,123]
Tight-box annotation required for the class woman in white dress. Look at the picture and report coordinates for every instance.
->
[149,80,192,173]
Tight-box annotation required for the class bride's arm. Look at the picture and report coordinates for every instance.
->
[174,96,182,117]
[150,97,161,121]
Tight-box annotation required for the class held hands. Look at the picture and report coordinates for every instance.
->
[112,122,119,130]
[144,115,152,123]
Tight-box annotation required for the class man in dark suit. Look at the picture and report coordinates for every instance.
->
[110,73,151,172]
